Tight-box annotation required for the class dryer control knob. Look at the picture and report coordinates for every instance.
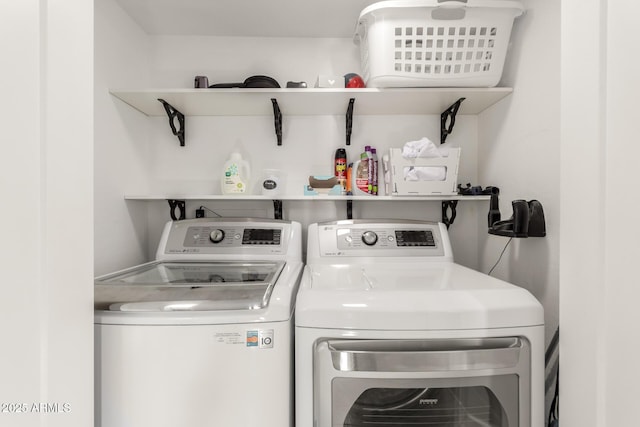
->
[209,229,225,243]
[361,230,378,246]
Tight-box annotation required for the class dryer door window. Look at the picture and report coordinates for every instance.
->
[339,383,511,426]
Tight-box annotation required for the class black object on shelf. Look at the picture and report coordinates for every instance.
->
[458,183,500,196]
[286,81,307,88]
[208,75,281,89]
[489,199,546,238]
[194,76,209,88]
[441,97,465,144]
[158,99,185,146]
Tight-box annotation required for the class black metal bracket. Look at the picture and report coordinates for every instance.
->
[167,199,186,221]
[347,200,353,220]
[273,199,283,220]
[271,98,283,146]
[441,97,465,144]
[346,98,355,146]
[158,99,185,146]
[442,200,458,229]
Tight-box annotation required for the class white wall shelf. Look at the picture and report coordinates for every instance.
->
[124,194,490,202]
[126,194,489,225]
[110,88,513,117]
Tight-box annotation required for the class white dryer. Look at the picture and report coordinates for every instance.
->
[295,219,544,427]
[95,218,303,427]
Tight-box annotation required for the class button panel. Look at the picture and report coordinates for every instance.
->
[395,230,436,247]
[326,223,444,257]
[182,227,282,247]
[242,228,282,245]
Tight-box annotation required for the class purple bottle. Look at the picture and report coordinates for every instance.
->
[365,145,373,194]
[371,148,378,195]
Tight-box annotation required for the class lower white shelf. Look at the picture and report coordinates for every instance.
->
[124,194,489,225]
[124,195,490,201]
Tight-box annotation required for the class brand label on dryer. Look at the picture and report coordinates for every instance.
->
[246,330,274,349]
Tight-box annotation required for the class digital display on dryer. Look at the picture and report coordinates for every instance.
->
[395,230,436,247]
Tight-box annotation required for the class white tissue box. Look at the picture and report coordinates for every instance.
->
[389,147,460,196]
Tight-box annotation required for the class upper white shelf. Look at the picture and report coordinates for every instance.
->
[110,87,513,117]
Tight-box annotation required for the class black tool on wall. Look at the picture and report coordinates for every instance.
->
[488,191,501,228]
[489,199,546,238]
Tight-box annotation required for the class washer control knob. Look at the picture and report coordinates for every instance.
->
[209,229,225,243]
[361,230,378,246]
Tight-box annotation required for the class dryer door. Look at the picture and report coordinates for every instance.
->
[314,338,530,427]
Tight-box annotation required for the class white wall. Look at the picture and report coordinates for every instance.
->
[94,0,152,276]
[603,1,640,423]
[0,2,93,427]
[561,0,640,425]
[478,0,560,355]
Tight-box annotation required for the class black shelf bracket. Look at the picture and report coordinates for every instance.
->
[346,98,355,145]
[346,199,353,219]
[167,199,186,221]
[441,97,465,144]
[158,99,185,146]
[441,200,458,229]
[271,98,283,146]
[273,199,283,220]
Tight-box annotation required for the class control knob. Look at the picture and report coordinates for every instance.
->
[361,230,378,246]
[209,229,225,243]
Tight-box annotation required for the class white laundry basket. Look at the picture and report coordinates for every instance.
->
[354,0,525,87]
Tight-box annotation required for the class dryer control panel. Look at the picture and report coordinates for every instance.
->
[315,220,448,258]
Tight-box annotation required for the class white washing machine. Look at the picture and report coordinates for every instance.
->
[295,219,544,427]
[95,218,303,427]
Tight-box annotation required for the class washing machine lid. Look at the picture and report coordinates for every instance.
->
[95,260,284,312]
[295,262,544,330]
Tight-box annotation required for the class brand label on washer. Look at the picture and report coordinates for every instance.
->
[213,332,244,345]
[246,330,274,349]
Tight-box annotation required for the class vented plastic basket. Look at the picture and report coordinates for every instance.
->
[389,147,460,196]
[354,0,524,87]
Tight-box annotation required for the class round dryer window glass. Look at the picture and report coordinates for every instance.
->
[343,386,508,426]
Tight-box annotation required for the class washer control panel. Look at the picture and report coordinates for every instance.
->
[162,219,289,255]
[182,227,282,247]
[318,220,446,258]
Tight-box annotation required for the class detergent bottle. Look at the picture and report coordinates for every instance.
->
[351,152,370,196]
[221,152,251,195]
